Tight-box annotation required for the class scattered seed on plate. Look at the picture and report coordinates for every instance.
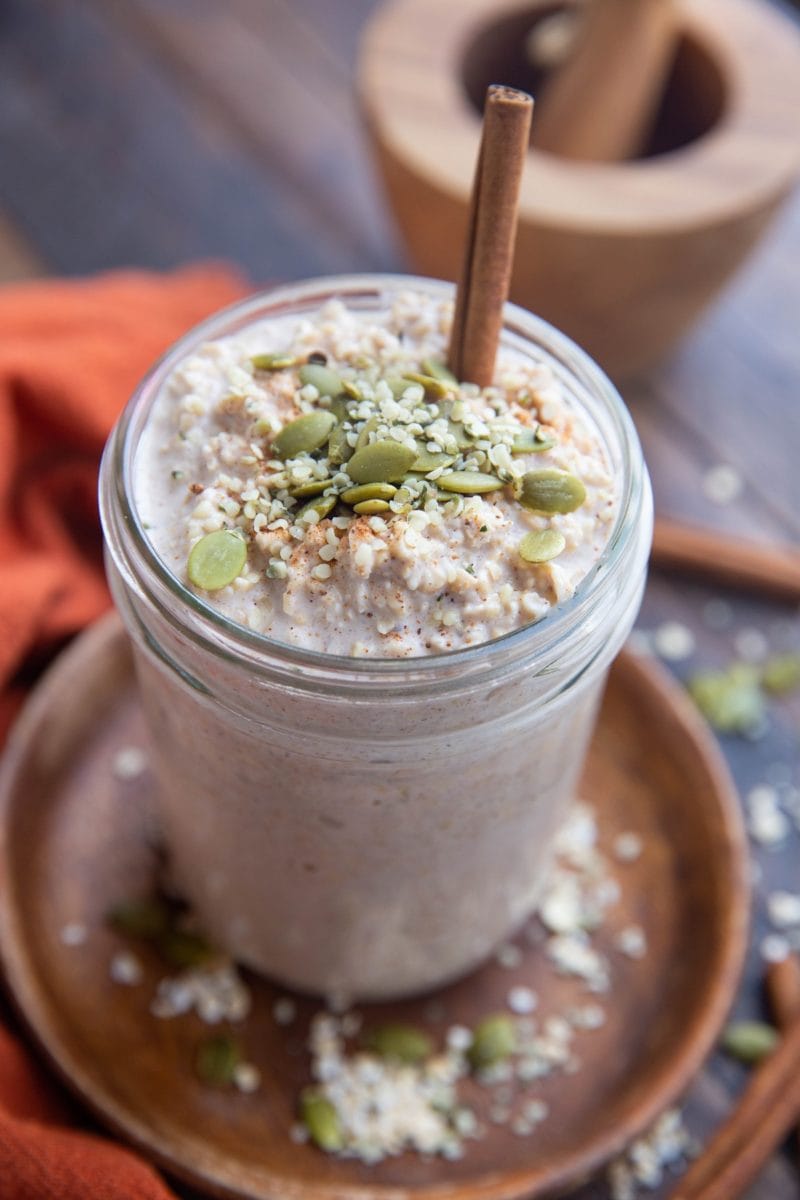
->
[507,986,537,1015]
[112,746,149,781]
[613,832,643,863]
[615,926,648,960]
[761,933,791,963]
[110,950,144,986]
[653,621,696,662]
[702,463,743,505]
[59,922,88,947]
[272,997,297,1026]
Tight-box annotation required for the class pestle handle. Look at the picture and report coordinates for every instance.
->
[532,0,679,162]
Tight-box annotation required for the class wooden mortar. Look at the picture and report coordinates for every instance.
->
[359,0,800,379]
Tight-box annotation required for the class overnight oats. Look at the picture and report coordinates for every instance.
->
[100,275,652,1001]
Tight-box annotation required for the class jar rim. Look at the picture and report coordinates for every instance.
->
[101,273,650,690]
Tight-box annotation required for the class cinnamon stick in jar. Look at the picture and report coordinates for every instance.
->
[448,85,533,388]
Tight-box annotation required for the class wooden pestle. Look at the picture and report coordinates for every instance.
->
[533,0,679,161]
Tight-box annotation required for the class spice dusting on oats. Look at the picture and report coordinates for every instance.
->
[135,291,617,656]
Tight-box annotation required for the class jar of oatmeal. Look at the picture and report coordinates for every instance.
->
[100,275,652,1001]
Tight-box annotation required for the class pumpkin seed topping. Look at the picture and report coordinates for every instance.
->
[438,471,503,495]
[341,483,397,505]
[251,352,297,371]
[721,1020,778,1064]
[196,1034,242,1086]
[519,529,567,563]
[347,440,418,484]
[300,1087,344,1152]
[512,426,556,454]
[353,499,391,515]
[517,470,586,514]
[467,1014,516,1070]
[272,411,336,459]
[298,363,343,396]
[188,530,247,591]
[421,357,458,385]
[363,1024,433,1064]
[402,370,453,399]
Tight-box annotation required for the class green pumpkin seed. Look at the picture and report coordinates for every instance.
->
[341,483,397,505]
[347,440,418,484]
[251,352,297,371]
[385,376,413,398]
[410,447,456,473]
[107,897,171,940]
[342,379,364,401]
[421,358,458,385]
[353,499,391,515]
[512,426,557,454]
[468,1014,516,1071]
[195,1034,241,1086]
[364,1024,433,1064]
[355,414,380,451]
[688,664,764,735]
[402,371,453,399]
[327,424,353,466]
[329,396,350,422]
[158,928,215,969]
[298,363,342,396]
[300,1088,343,1152]
[519,529,567,563]
[272,411,336,459]
[762,652,800,695]
[517,470,586,514]
[721,1020,778,1064]
[295,494,337,523]
[288,478,332,499]
[188,530,247,591]
[446,419,475,452]
[438,471,503,495]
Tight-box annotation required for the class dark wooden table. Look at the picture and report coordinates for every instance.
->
[0,1,798,1196]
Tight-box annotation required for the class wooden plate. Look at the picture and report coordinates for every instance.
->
[0,613,748,1200]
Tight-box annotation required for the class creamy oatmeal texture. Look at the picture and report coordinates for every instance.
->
[103,278,651,1001]
[135,290,616,656]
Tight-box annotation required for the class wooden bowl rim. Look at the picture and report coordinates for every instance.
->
[0,614,750,1200]
[359,0,800,232]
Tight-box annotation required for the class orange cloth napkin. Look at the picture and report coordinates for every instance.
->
[0,264,247,1198]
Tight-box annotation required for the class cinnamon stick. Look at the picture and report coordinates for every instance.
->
[766,955,800,1156]
[652,518,800,605]
[448,85,533,387]
[671,1008,800,1199]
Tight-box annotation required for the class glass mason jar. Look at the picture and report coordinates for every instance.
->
[100,275,653,1002]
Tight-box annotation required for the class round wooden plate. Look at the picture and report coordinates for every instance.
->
[0,614,749,1200]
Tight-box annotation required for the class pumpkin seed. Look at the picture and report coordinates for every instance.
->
[688,664,764,735]
[446,419,475,452]
[107,897,171,940]
[762,652,800,695]
[353,499,391,515]
[329,396,350,422]
[288,478,332,499]
[347,440,417,484]
[341,483,397,505]
[188,530,247,591]
[300,1088,343,1152]
[467,1014,516,1071]
[342,379,364,400]
[327,424,353,466]
[295,494,337,523]
[251,352,297,370]
[438,471,503,495]
[385,376,412,398]
[517,470,586,514]
[195,1034,241,1086]
[411,447,456,473]
[519,529,567,563]
[402,371,452,399]
[364,1024,433,1064]
[355,414,380,451]
[158,928,215,969]
[512,426,557,454]
[272,411,336,459]
[721,1020,778,1064]
[298,363,342,396]
[421,357,458,385]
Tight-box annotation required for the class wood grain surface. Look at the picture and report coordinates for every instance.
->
[0,1,798,1197]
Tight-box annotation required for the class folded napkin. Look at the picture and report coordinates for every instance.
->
[0,264,247,1197]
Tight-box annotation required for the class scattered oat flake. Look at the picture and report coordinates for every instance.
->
[112,746,148,781]
[272,997,297,1026]
[233,1062,261,1093]
[613,832,643,863]
[767,891,800,929]
[616,925,648,959]
[761,933,790,964]
[746,785,790,847]
[110,950,143,986]
[653,621,695,662]
[59,922,88,947]
[507,986,537,1015]
[495,942,523,969]
[608,1108,694,1199]
[702,464,743,505]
